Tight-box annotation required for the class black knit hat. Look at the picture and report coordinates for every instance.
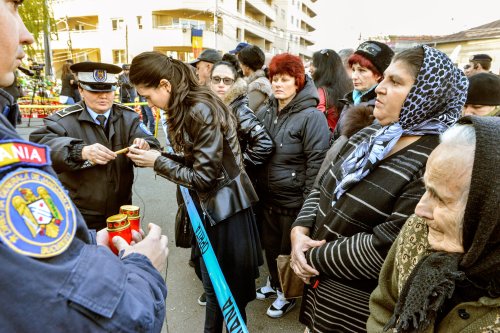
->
[466,73,500,106]
[354,41,394,74]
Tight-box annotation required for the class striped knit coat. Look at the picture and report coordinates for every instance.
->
[292,125,439,332]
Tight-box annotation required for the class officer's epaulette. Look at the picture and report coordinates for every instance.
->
[114,102,136,112]
[56,104,84,117]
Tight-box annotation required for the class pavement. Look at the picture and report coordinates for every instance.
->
[16,117,305,333]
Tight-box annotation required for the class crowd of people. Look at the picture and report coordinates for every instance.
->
[1,1,499,332]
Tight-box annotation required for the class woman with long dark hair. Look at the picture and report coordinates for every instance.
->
[126,52,263,333]
[310,49,353,132]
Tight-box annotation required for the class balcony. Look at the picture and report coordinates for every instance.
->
[245,0,276,22]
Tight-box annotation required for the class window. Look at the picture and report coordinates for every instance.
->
[291,16,294,25]
[281,9,285,19]
[236,28,241,40]
[75,23,85,31]
[273,4,278,15]
[111,18,124,30]
[137,16,143,30]
[112,50,126,64]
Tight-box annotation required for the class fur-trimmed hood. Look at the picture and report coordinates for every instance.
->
[223,77,248,106]
[245,69,272,98]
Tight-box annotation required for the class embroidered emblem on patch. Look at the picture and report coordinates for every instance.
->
[139,123,152,135]
[93,69,107,82]
[0,168,77,258]
[0,140,51,172]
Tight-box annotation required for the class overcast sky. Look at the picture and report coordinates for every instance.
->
[311,0,500,50]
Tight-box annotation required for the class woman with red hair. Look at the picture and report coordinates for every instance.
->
[254,53,330,318]
[332,41,394,141]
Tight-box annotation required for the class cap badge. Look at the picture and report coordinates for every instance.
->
[93,69,107,82]
[0,168,77,258]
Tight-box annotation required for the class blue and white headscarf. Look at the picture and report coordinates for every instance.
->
[333,45,469,202]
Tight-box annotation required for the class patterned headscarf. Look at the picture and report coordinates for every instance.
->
[333,45,468,202]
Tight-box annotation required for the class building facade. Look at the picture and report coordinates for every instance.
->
[48,0,318,75]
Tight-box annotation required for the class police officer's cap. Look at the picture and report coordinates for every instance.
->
[71,61,122,92]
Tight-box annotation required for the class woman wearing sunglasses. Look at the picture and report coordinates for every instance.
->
[332,41,394,141]
[125,52,263,333]
[210,54,274,174]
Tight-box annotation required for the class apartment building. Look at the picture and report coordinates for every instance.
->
[48,0,318,74]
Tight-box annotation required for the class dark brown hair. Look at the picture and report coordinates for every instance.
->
[129,51,236,151]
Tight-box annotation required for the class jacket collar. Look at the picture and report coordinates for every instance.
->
[223,78,247,106]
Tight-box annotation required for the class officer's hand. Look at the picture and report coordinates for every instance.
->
[127,146,161,168]
[96,228,144,248]
[133,138,150,150]
[82,143,117,165]
[113,223,168,272]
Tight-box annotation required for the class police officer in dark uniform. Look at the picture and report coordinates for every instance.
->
[30,61,161,230]
[0,1,168,331]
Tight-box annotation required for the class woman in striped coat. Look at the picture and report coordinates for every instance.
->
[289,45,469,332]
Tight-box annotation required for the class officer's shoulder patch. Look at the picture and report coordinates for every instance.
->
[0,168,77,258]
[56,104,84,118]
[139,123,152,135]
[0,140,51,172]
[115,102,135,112]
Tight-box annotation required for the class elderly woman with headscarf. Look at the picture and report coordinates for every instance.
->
[289,45,469,332]
[368,116,500,332]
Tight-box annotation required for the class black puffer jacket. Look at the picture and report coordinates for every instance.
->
[224,78,274,169]
[255,75,330,209]
[332,88,377,141]
[154,102,258,226]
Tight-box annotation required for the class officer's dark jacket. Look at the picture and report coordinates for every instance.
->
[29,102,161,218]
[154,102,258,226]
[332,88,377,141]
[0,115,166,332]
[254,75,330,209]
[226,78,274,169]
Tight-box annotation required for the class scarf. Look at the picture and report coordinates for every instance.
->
[386,116,500,332]
[385,252,465,332]
[352,85,377,105]
[333,45,468,202]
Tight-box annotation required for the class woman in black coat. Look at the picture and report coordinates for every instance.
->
[126,52,262,333]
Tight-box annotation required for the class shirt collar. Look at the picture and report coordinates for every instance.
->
[86,107,111,125]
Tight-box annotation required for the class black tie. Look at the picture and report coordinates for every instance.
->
[96,115,106,127]
[96,115,108,136]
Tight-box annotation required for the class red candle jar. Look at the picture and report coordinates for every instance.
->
[106,214,132,255]
[119,205,141,233]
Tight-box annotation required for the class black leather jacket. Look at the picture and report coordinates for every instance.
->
[154,102,258,226]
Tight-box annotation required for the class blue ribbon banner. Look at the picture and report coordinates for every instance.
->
[179,186,249,333]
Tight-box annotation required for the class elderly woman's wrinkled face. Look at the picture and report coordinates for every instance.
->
[351,63,381,93]
[373,60,415,126]
[415,144,473,253]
